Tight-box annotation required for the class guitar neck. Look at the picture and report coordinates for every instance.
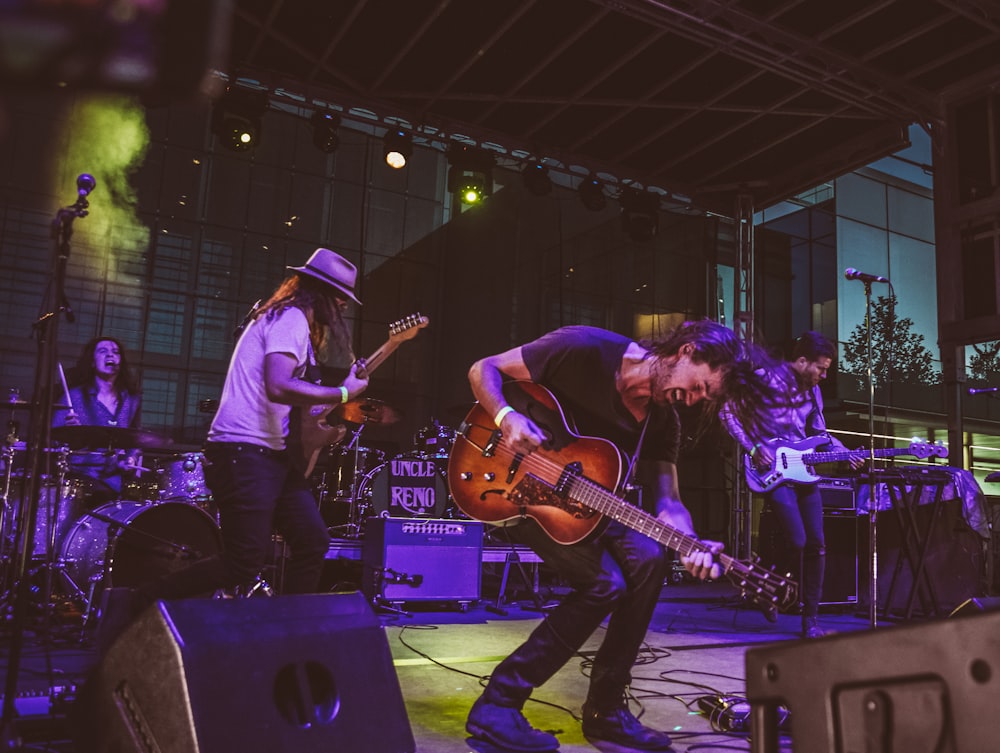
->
[567,475,737,572]
[806,447,911,466]
[362,340,401,374]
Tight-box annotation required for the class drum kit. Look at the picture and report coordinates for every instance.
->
[0,412,221,626]
[311,399,460,539]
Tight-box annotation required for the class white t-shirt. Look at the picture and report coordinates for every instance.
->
[208,307,312,450]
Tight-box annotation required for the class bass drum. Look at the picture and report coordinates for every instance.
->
[59,501,221,593]
[359,454,450,519]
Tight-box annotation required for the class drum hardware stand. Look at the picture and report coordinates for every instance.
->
[327,423,371,540]
[3,174,94,747]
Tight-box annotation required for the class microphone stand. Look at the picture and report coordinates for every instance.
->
[863,280,878,628]
[0,182,90,746]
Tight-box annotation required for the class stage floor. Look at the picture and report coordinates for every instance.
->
[0,578,884,753]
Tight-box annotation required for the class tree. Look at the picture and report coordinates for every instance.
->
[969,340,1000,381]
[841,294,938,388]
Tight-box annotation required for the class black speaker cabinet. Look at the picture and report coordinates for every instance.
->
[362,518,483,604]
[757,507,858,605]
[745,608,1000,753]
[82,593,415,753]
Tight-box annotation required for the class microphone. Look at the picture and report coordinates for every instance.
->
[77,173,96,198]
[844,268,889,283]
[968,386,1000,395]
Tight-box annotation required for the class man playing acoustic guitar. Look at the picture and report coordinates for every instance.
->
[457,321,767,753]
[722,330,863,639]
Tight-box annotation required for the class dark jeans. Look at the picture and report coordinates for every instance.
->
[202,442,330,594]
[481,519,669,712]
[767,483,825,617]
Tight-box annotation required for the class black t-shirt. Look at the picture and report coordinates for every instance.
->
[521,325,680,464]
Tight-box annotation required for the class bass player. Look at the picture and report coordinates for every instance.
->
[460,321,766,753]
[721,330,863,639]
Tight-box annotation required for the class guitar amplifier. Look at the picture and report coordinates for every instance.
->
[818,478,856,510]
[362,518,483,604]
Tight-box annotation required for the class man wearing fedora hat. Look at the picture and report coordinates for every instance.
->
[195,247,369,595]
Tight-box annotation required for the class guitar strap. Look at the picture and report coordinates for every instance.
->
[623,411,652,487]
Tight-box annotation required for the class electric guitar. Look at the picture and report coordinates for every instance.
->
[743,435,948,493]
[448,380,798,612]
[290,313,429,476]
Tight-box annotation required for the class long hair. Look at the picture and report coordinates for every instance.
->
[642,319,782,441]
[68,336,139,394]
[254,273,354,361]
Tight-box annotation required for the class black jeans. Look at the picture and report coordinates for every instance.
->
[481,519,669,712]
[202,442,330,594]
[767,482,825,617]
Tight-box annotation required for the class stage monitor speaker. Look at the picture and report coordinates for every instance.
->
[745,608,1000,753]
[363,517,483,604]
[80,592,415,753]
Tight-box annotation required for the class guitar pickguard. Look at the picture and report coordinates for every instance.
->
[509,474,598,520]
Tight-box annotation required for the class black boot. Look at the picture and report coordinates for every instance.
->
[581,700,674,751]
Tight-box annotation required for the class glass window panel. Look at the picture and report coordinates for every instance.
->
[887,186,934,243]
[836,173,886,228]
[888,233,938,350]
[837,217,888,340]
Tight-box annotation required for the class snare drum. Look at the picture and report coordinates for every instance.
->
[59,500,221,592]
[359,454,449,519]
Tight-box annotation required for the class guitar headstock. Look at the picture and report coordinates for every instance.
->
[388,313,430,342]
[908,441,949,460]
[730,557,799,612]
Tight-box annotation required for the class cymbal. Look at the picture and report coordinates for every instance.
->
[4,399,71,410]
[51,425,174,450]
[338,398,402,426]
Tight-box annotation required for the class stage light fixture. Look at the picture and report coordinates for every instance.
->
[311,110,341,153]
[620,188,660,242]
[522,162,552,196]
[578,174,607,211]
[211,87,269,153]
[447,145,494,204]
[383,129,413,169]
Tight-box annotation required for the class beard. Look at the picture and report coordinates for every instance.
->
[648,358,676,406]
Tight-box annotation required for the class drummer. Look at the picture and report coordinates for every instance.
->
[53,337,142,504]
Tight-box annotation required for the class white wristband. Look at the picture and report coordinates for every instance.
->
[494,405,515,428]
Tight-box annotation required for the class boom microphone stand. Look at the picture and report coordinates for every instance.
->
[0,174,95,747]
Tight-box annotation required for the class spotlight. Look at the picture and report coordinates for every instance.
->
[522,162,552,196]
[447,145,494,204]
[211,87,269,153]
[383,129,413,169]
[311,110,341,153]
[578,174,607,211]
[620,188,660,242]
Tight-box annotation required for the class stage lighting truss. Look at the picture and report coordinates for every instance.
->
[620,187,660,241]
[522,161,552,196]
[578,174,607,211]
[211,87,269,153]
[383,129,413,168]
[447,145,495,204]
[311,110,341,153]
